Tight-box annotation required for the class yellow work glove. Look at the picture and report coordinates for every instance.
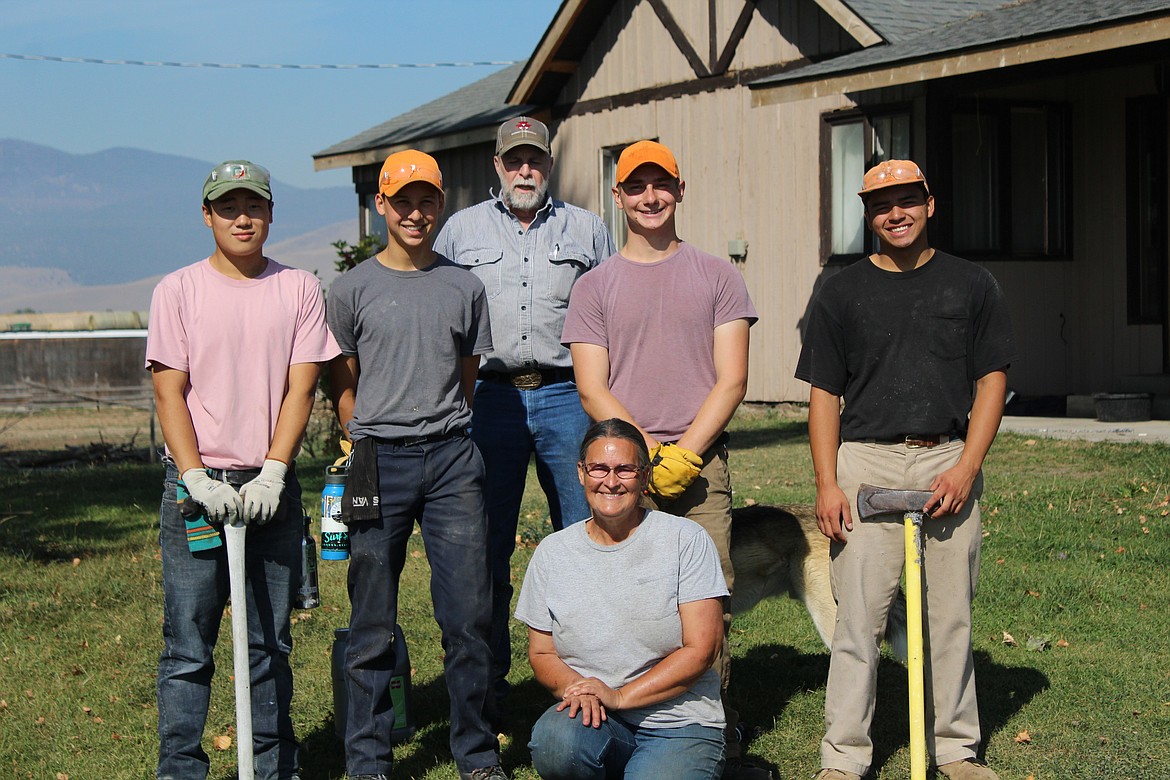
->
[648,443,703,501]
[332,437,353,467]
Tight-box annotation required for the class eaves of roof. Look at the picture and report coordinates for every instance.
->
[750,0,1170,97]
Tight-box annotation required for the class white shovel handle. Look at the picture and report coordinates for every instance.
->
[225,522,254,780]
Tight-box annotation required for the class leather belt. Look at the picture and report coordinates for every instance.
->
[478,367,575,390]
[863,433,961,449]
[204,467,262,485]
[377,428,468,448]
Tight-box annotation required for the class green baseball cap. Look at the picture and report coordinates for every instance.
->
[202,160,273,202]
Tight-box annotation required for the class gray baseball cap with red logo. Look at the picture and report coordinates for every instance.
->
[496,117,551,156]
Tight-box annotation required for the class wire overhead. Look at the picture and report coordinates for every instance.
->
[0,52,520,69]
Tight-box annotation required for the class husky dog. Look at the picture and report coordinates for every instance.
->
[729,503,908,661]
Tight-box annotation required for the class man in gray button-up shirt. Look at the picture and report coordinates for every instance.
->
[434,116,615,722]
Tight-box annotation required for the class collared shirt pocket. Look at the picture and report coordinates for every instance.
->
[544,242,592,303]
[455,247,505,299]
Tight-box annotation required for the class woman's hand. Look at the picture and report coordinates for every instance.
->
[556,688,610,728]
[563,677,624,710]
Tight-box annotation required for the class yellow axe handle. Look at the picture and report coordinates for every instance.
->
[905,513,927,780]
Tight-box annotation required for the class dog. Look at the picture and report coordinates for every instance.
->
[729,503,908,661]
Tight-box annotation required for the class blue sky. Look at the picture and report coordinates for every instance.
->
[0,0,560,189]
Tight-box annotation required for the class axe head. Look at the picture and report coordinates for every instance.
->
[856,483,934,520]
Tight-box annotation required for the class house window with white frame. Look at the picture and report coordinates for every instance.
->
[601,144,632,250]
[823,110,911,262]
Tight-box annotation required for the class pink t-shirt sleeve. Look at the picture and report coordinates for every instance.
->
[562,270,609,348]
[145,273,191,372]
[291,275,342,365]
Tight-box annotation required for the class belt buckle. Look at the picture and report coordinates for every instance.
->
[904,435,931,449]
[511,369,542,390]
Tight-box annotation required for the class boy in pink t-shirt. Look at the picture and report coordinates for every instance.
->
[145,160,339,780]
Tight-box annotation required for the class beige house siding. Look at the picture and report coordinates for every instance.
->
[560,0,857,105]
[552,92,854,403]
[543,0,867,402]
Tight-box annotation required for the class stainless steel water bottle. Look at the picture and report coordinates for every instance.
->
[295,514,320,609]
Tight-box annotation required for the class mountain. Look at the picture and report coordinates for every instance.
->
[0,140,356,289]
[0,220,356,314]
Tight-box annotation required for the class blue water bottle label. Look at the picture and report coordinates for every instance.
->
[321,481,349,560]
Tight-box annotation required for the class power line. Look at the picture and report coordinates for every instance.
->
[0,53,520,69]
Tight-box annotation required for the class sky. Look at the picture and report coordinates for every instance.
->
[0,0,562,189]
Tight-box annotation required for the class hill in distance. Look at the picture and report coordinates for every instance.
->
[0,140,358,308]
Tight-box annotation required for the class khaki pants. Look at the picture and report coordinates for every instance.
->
[646,443,740,756]
[820,439,984,775]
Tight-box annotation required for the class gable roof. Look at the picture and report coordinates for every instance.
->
[506,0,889,107]
[751,0,1170,101]
[313,62,536,170]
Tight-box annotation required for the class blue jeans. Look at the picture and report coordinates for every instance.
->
[156,461,302,780]
[471,378,591,700]
[344,435,498,777]
[529,704,725,780]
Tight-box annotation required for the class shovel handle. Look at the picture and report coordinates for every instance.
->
[225,522,254,780]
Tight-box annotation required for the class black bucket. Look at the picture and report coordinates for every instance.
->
[331,625,416,744]
[1093,393,1152,423]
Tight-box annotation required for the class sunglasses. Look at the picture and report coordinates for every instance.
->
[209,162,270,186]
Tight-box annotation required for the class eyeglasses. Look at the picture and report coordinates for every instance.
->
[581,462,645,479]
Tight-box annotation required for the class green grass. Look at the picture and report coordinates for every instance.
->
[1,407,1168,778]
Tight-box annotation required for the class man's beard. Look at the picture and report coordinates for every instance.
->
[500,175,548,212]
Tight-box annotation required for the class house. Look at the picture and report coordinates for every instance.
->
[314,0,1170,414]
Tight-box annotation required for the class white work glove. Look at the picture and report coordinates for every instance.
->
[181,468,244,525]
[239,459,288,525]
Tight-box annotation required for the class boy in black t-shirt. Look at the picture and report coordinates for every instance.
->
[796,160,1015,780]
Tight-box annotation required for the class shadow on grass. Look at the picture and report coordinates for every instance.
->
[728,420,810,451]
[0,462,159,560]
[298,674,552,779]
[730,645,1048,776]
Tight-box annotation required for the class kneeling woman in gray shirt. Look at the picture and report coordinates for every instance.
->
[515,417,729,779]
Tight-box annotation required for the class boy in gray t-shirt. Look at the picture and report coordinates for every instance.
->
[326,150,506,780]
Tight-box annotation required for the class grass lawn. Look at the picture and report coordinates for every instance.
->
[1,406,1167,779]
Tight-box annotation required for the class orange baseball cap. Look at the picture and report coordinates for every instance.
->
[379,150,444,198]
[858,159,929,197]
[616,140,680,184]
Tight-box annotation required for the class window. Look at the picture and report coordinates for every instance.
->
[823,110,911,261]
[950,102,1069,258]
[363,193,389,244]
[601,144,631,249]
[1127,96,1168,325]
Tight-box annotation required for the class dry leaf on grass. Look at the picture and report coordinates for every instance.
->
[744,498,758,506]
[1056,638,1069,648]
[1002,631,1017,646]
[1015,729,1032,743]
[213,734,232,751]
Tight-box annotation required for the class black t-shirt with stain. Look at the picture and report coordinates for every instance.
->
[795,251,1017,441]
